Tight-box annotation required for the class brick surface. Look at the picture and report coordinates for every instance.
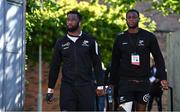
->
[24,63,60,111]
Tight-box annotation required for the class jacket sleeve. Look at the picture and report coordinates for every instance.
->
[48,40,62,89]
[149,34,167,80]
[104,62,111,84]
[91,40,104,86]
[110,37,121,85]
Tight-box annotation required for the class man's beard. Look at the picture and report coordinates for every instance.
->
[127,23,138,29]
[67,23,79,32]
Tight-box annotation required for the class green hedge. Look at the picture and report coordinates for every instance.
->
[26,0,156,66]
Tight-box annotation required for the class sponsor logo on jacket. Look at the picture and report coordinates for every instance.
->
[62,42,70,49]
[138,40,145,46]
[82,40,89,47]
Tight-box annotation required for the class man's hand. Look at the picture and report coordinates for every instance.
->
[46,93,54,103]
[96,86,106,96]
[160,80,169,90]
[46,88,54,104]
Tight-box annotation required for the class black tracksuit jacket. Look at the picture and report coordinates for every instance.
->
[110,28,167,85]
[48,32,104,89]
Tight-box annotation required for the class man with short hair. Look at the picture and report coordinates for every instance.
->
[110,9,169,111]
[46,10,104,111]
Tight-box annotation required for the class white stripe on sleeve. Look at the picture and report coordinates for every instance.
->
[95,41,98,55]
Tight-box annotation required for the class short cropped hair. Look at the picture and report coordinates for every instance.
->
[67,10,82,21]
[126,9,140,17]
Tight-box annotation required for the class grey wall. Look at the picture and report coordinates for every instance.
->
[0,0,26,111]
[167,30,180,111]
[0,0,5,110]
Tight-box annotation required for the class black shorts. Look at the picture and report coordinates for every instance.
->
[118,79,150,104]
[60,82,96,111]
